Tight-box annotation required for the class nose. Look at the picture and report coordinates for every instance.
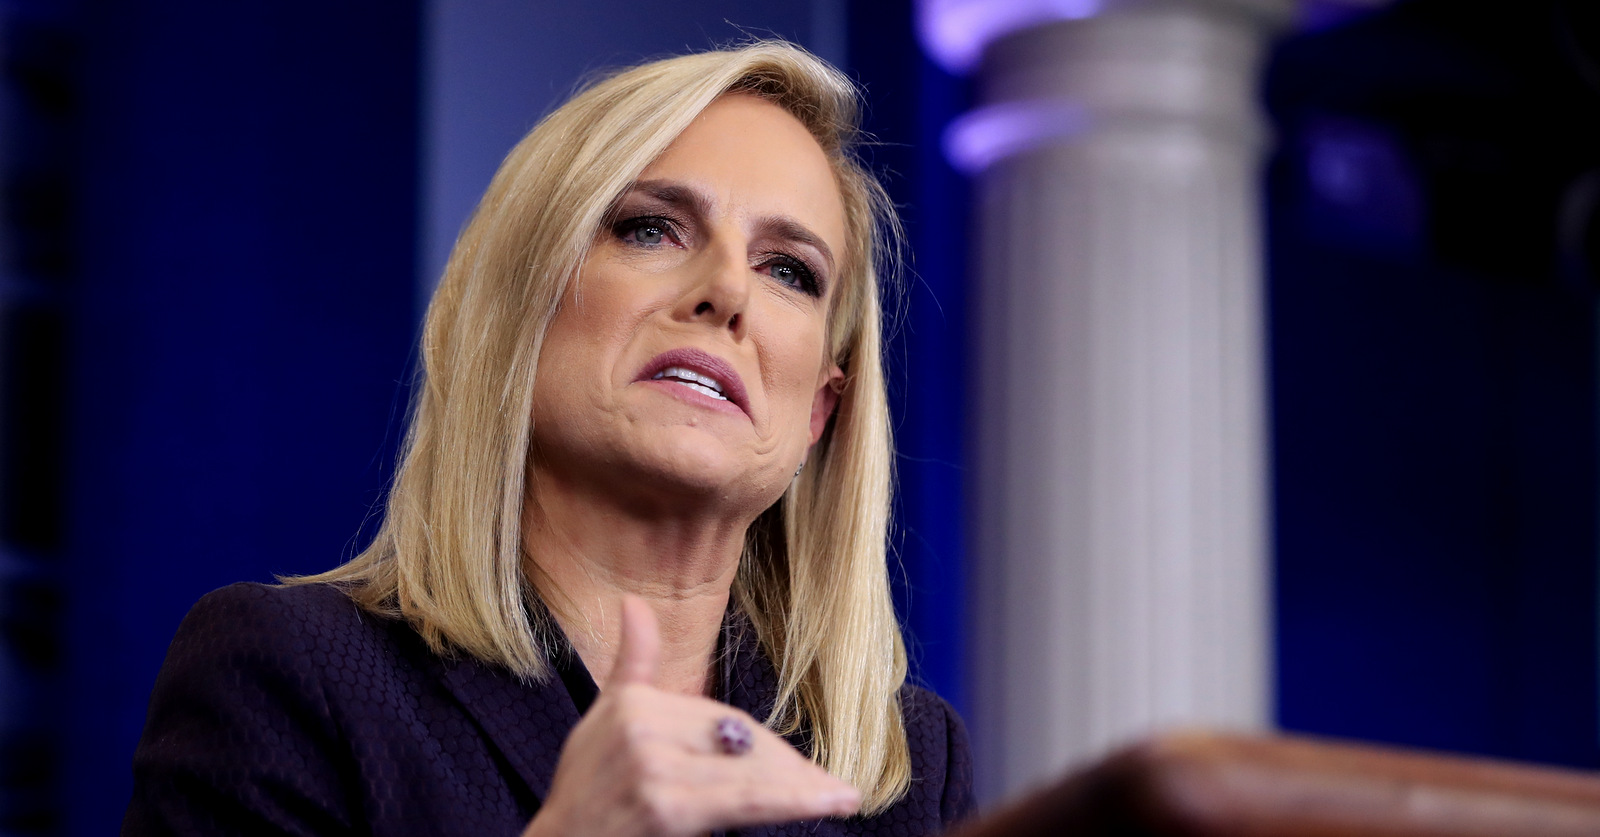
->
[673,239,750,337]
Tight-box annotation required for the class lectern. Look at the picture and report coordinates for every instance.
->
[948,732,1600,837]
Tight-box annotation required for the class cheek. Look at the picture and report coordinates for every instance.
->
[543,272,653,372]
[766,327,831,427]
[531,302,624,431]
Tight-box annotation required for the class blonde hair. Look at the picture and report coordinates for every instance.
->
[288,41,910,811]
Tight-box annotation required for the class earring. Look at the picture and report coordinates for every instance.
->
[794,462,805,478]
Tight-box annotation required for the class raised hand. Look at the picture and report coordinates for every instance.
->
[522,596,861,837]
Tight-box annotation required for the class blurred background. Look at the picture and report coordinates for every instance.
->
[2,0,1598,834]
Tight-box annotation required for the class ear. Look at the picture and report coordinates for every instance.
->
[810,365,845,444]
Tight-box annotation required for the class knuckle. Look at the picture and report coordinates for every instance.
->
[617,742,656,783]
[736,790,766,819]
[635,750,671,781]
[637,783,681,833]
[618,715,654,747]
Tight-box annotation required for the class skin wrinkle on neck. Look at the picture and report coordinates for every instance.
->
[522,474,741,699]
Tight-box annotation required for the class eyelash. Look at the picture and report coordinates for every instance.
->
[610,215,825,298]
[612,214,683,249]
[758,253,822,297]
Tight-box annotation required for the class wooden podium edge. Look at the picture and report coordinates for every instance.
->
[944,730,1600,837]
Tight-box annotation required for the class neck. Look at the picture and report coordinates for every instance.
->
[521,468,749,698]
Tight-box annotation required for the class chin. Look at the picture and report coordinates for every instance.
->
[646,443,740,490]
[637,443,785,512]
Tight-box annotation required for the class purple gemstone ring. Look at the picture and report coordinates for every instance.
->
[714,716,754,756]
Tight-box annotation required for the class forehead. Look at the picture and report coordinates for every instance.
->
[638,94,848,265]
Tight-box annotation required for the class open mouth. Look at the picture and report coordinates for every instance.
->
[652,366,727,401]
[637,348,750,416]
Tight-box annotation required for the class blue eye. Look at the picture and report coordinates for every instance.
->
[764,255,821,297]
[614,216,675,247]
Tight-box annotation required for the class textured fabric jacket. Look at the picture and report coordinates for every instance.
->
[124,582,975,836]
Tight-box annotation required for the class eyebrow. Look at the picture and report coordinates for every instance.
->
[622,179,714,222]
[622,178,836,273]
[755,216,836,274]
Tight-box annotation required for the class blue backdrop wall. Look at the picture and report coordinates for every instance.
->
[1267,0,1600,769]
[63,3,422,834]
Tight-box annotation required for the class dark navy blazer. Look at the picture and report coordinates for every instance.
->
[124,582,974,836]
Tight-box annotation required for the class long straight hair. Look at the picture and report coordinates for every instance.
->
[288,41,910,812]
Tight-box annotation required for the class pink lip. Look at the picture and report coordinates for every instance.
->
[636,348,752,418]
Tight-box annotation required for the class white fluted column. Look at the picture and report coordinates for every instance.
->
[947,0,1291,802]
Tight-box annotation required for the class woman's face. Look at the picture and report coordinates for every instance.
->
[531,93,847,516]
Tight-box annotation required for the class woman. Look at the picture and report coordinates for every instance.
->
[124,40,972,837]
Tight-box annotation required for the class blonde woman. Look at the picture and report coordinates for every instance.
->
[125,41,973,837]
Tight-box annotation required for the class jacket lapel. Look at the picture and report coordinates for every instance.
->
[435,652,580,803]
[723,618,848,837]
[723,613,778,723]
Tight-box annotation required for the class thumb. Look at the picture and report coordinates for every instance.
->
[605,594,661,689]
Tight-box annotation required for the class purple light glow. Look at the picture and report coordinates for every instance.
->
[944,99,1091,173]
[917,0,1103,73]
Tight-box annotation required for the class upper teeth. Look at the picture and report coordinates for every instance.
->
[654,366,728,401]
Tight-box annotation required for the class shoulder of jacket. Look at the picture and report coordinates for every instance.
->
[178,581,383,652]
[898,682,958,725]
[192,580,359,617]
